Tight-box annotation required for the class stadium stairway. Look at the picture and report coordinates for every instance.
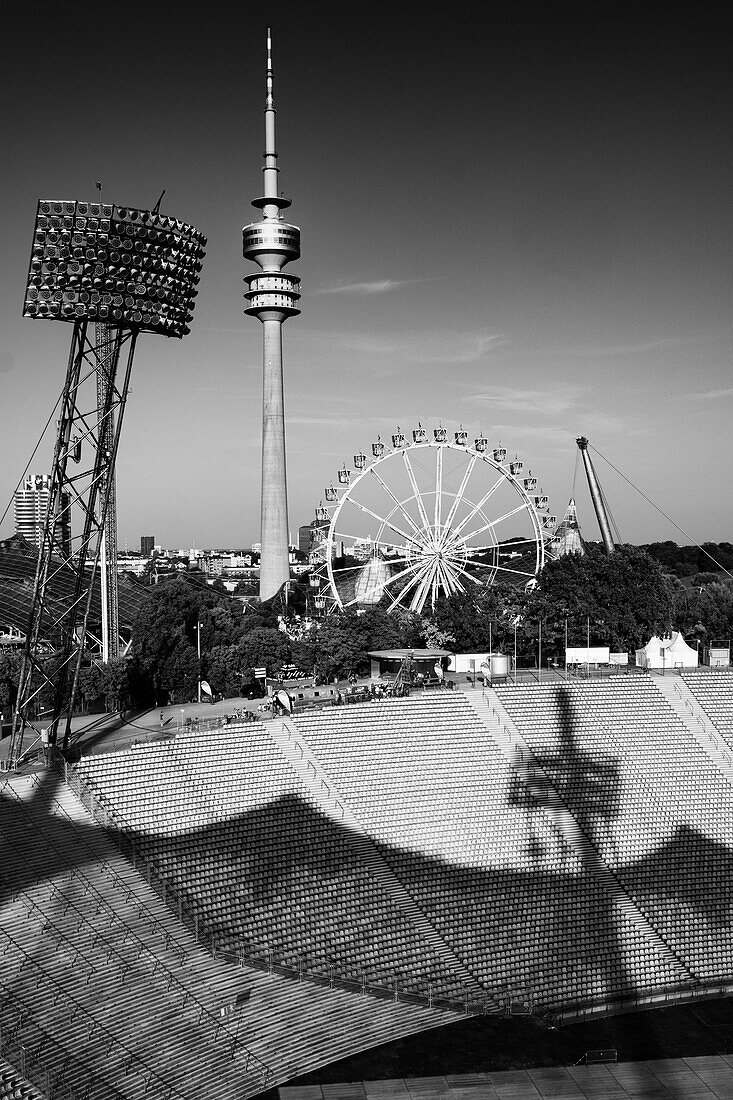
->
[266,716,492,1007]
[1,769,459,1099]
[652,675,733,784]
[464,688,699,1016]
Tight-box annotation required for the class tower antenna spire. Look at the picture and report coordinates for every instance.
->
[266,26,274,109]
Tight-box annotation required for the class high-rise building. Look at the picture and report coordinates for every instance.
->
[140,535,155,557]
[14,474,52,547]
[243,30,301,602]
[14,474,71,559]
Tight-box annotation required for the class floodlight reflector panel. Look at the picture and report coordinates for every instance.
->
[24,200,206,338]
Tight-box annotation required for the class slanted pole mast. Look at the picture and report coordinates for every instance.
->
[576,436,614,553]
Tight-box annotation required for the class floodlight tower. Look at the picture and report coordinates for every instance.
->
[243,29,301,602]
[10,199,205,766]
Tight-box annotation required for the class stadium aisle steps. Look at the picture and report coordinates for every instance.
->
[653,675,733,784]
[266,716,491,1003]
[494,677,733,986]
[679,670,733,749]
[75,723,477,1006]
[291,692,678,1010]
[467,690,696,986]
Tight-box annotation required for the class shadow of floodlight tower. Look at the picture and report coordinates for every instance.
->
[9,199,206,765]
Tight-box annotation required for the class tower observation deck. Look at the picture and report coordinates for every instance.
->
[243,29,301,601]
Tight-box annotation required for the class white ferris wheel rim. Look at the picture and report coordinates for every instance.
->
[321,440,547,614]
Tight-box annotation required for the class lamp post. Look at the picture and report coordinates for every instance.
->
[564,617,569,680]
[538,620,542,683]
[196,620,202,703]
[514,620,518,681]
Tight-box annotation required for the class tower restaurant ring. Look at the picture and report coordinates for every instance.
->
[313,427,554,614]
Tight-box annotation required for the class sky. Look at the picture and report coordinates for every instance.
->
[0,4,731,552]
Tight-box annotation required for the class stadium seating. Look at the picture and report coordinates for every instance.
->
[1,770,453,1100]
[0,1062,44,1100]
[496,678,733,984]
[292,693,693,1007]
[0,772,272,1100]
[57,679,733,1047]
[75,724,473,1004]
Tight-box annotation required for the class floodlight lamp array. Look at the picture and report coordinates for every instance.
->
[24,200,207,338]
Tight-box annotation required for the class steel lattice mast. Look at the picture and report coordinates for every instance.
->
[243,29,301,602]
[96,322,120,661]
[10,198,205,767]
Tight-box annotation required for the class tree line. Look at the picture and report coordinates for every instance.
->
[1,543,731,715]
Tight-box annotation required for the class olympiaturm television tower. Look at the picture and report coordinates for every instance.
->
[243,29,301,601]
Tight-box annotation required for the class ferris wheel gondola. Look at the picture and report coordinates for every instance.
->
[309,425,554,615]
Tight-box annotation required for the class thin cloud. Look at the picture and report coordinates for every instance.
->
[288,415,354,426]
[469,385,581,417]
[555,338,679,357]
[331,330,505,365]
[681,387,733,402]
[314,279,418,296]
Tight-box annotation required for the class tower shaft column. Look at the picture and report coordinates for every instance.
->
[243,29,301,604]
[260,317,290,599]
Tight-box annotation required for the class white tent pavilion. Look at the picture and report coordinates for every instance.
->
[635,631,699,670]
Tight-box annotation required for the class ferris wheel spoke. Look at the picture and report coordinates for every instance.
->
[441,559,467,595]
[491,562,540,580]
[459,554,502,571]
[436,558,458,595]
[401,451,433,537]
[369,467,424,539]
[446,503,528,549]
[434,447,443,534]
[441,453,478,537]
[328,556,412,575]
[444,473,505,546]
[344,498,419,546]
[410,558,441,612]
[430,566,441,608]
[373,556,433,596]
[329,530,406,550]
[386,560,433,611]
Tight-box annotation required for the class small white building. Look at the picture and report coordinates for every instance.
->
[703,644,730,668]
[635,632,699,670]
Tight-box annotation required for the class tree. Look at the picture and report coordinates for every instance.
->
[207,644,247,698]
[99,658,130,712]
[235,628,292,679]
[423,580,524,653]
[158,641,200,704]
[675,579,733,643]
[79,664,102,712]
[0,651,22,712]
[534,545,675,654]
[129,575,232,704]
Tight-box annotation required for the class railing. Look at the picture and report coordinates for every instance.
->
[546,977,733,1027]
[0,989,89,1100]
[669,681,733,768]
[34,755,274,1090]
[0,948,186,1100]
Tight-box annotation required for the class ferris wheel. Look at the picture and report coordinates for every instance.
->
[308,424,556,615]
